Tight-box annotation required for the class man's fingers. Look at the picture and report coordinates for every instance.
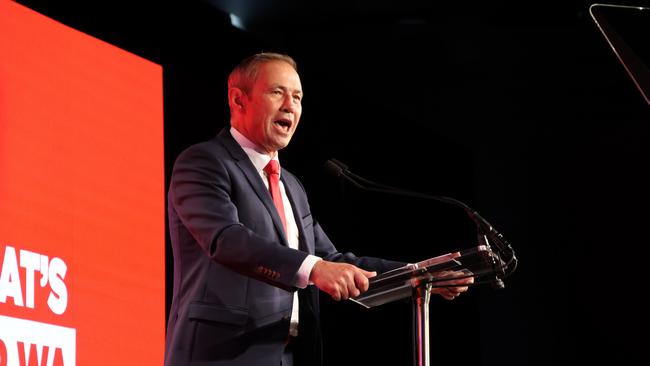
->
[335,267,370,300]
[331,290,341,301]
[354,271,371,293]
[450,284,469,293]
[437,288,456,301]
[361,269,377,278]
[338,279,349,301]
[311,261,379,301]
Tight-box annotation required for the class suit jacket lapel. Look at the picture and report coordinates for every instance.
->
[217,130,288,245]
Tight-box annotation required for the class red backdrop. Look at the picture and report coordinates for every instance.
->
[0,1,164,365]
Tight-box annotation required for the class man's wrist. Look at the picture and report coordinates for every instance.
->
[296,255,322,288]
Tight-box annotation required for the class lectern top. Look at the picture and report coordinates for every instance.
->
[351,245,504,308]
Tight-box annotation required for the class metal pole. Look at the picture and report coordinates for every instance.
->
[412,282,432,366]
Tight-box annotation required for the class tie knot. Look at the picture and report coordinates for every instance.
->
[264,159,280,176]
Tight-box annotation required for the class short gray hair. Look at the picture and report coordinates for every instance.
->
[228,52,298,93]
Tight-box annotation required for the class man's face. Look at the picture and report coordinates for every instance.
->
[240,60,303,154]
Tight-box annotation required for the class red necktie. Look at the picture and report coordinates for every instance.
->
[264,159,287,234]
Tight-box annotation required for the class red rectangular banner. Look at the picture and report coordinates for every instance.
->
[0,1,165,365]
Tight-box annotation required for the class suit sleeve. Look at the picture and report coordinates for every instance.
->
[169,144,308,291]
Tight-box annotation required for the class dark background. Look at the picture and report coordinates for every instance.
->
[16,0,650,365]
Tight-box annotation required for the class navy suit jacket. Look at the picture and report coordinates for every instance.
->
[165,129,403,366]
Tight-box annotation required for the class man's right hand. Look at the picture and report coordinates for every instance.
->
[309,260,376,301]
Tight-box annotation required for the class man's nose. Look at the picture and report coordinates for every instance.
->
[280,96,297,113]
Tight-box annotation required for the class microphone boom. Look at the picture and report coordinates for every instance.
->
[323,158,518,286]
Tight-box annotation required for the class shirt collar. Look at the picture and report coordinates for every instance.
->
[230,126,280,176]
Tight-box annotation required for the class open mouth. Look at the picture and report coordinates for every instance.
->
[273,118,292,132]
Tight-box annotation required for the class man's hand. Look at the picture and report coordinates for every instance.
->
[430,271,474,300]
[309,261,376,301]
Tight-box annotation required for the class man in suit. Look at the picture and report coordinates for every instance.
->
[164,52,472,366]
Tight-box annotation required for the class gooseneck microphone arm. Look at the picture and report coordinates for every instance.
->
[323,159,518,284]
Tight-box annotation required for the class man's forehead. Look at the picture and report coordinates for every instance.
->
[256,64,302,91]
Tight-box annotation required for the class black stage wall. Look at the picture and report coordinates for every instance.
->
[15,1,650,365]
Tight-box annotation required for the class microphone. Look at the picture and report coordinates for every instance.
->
[323,159,345,177]
[323,158,517,286]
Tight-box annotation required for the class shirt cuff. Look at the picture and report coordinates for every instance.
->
[295,254,322,289]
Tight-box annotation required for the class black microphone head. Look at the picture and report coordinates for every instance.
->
[324,159,344,177]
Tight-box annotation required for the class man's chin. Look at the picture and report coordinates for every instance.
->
[269,138,292,152]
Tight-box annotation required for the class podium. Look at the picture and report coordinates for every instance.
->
[324,158,518,365]
[351,243,514,366]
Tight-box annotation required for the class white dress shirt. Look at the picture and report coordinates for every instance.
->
[230,127,321,336]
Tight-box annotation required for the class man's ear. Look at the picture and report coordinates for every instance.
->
[228,87,245,110]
